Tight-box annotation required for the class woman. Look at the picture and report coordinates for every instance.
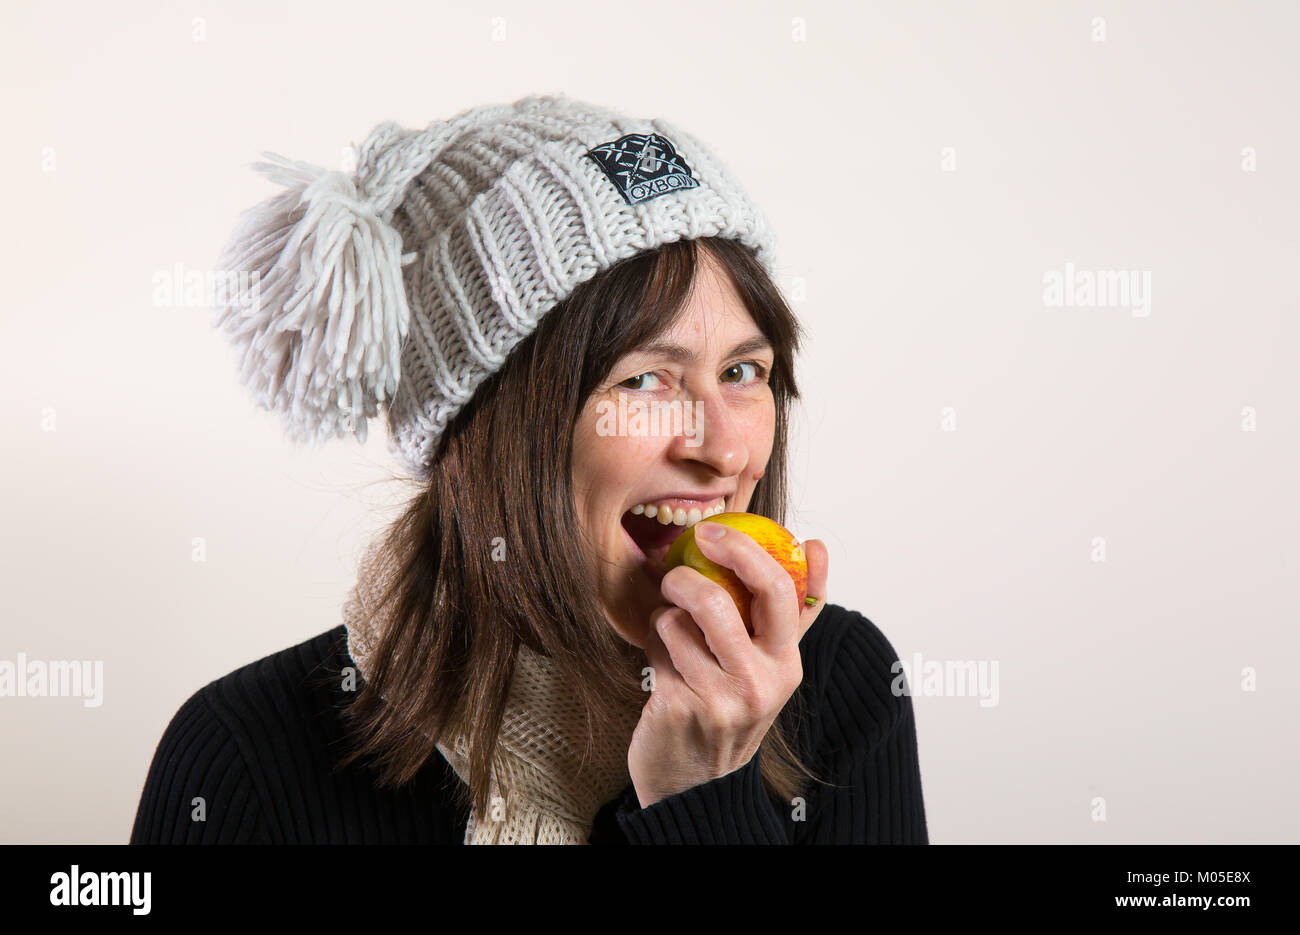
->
[129,94,928,845]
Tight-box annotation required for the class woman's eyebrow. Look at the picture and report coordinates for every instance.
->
[630,335,773,364]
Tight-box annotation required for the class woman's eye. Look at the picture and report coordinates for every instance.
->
[720,361,768,385]
[618,372,664,391]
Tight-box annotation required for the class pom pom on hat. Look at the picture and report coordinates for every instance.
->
[211,151,416,446]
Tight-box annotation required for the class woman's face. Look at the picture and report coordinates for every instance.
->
[571,250,777,649]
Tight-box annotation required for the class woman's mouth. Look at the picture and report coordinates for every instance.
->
[620,497,728,574]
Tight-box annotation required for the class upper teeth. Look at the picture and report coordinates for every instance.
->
[629,499,727,526]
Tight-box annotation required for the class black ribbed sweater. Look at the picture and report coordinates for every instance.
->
[129,603,928,844]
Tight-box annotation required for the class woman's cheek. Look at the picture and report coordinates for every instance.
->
[740,397,777,461]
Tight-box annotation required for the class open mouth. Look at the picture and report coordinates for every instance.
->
[620,497,728,574]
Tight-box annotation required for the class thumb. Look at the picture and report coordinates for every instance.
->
[799,539,829,633]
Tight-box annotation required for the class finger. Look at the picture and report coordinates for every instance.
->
[641,611,688,697]
[690,522,801,653]
[650,604,723,697]
[659,564,754,679]
[797,538,830,641]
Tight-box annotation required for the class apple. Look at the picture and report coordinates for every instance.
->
[664,512,810,633]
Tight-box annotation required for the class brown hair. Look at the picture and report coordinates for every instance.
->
[335,236,827,819]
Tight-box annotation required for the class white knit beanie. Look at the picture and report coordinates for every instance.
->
[211,92,779,480]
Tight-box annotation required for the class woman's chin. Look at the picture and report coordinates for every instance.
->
[603,597,654,649]
[600,522,693,648]
[601,545,666,647]
[618,620,652,651]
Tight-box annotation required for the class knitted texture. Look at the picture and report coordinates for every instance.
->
[212,93,779,480]
[342,533,646,845]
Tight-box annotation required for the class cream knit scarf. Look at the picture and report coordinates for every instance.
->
[341,534,646,844]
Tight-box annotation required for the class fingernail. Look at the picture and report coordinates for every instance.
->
[695,522,726,541]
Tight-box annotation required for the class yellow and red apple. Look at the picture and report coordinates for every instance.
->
[664,512,809,632]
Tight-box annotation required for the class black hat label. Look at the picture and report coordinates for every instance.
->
[585,133,699,206]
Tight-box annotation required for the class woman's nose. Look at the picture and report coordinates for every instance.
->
[672,392,746,477]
